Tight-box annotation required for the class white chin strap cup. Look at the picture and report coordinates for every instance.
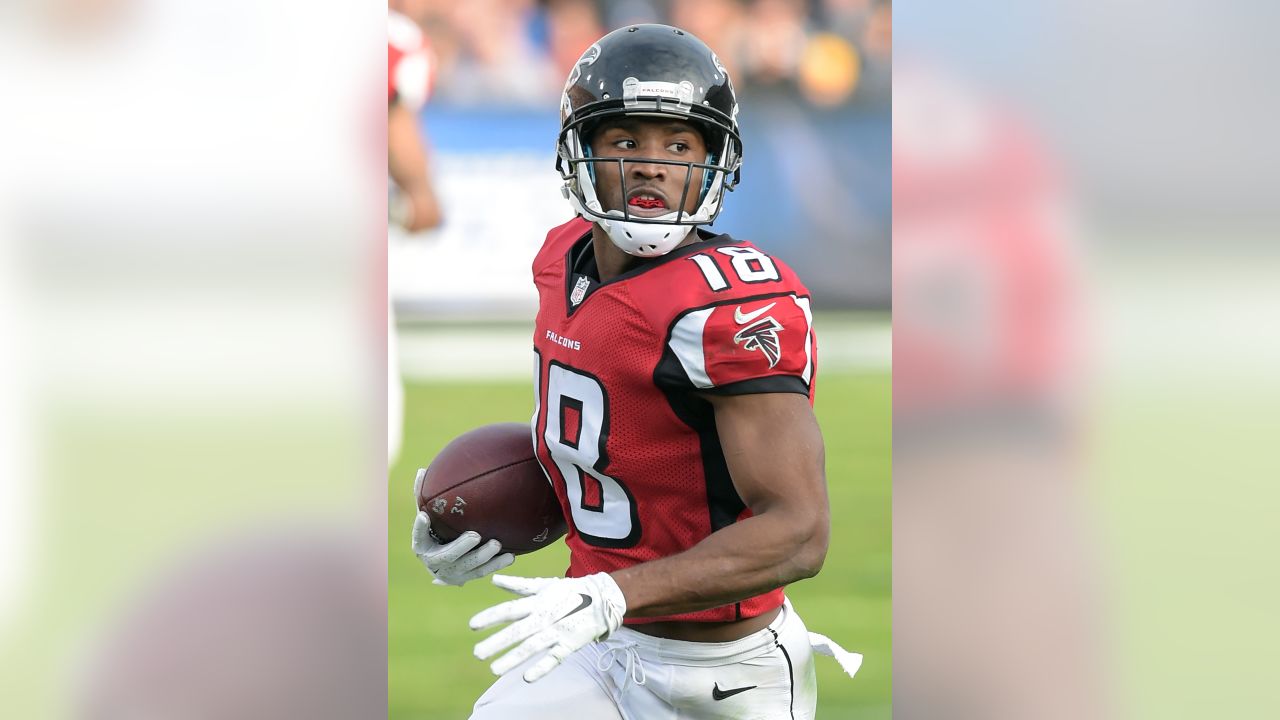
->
[600,216,696,257]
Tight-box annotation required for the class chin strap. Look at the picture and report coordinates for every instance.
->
[602,218,695,258]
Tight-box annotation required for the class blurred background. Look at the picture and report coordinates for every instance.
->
[894,2,1280,719]
[0,2,389,718]
[387,1,892,718]
[388,0,890,318]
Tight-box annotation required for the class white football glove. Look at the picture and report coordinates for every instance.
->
[411,510,515,586]
[470,573,627,682]
[412,467,514,585]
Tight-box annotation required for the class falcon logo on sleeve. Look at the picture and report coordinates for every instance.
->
[733,303,783,368]
[661,293,813,392]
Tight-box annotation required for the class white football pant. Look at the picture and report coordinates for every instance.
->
[471,600,819,720]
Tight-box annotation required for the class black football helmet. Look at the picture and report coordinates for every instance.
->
[556,24,743,256]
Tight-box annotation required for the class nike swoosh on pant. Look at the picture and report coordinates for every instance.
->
[712,683,758,700]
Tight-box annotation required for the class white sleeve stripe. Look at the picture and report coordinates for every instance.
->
[394,53,431,110]
[794,295,814,385]
[669,308,715,389]
[388,11,424,49]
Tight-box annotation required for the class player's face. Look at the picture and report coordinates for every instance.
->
[589,118,709,219]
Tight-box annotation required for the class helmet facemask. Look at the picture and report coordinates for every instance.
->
[558,112,741,257]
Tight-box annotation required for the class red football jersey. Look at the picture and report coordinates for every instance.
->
[388,11,432,111]
[530,218,818,624]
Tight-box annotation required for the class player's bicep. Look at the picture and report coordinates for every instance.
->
[706,392,827,518]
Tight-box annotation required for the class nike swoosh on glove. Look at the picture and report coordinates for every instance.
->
[470,573,627,682]
[411,470,514,586]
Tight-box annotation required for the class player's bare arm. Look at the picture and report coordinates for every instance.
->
[609,391,830,618]
[388,101,442,232]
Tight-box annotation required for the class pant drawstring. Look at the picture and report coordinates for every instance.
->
[597,642,646,695]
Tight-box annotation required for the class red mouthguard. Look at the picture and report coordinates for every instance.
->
[628,197,665,209]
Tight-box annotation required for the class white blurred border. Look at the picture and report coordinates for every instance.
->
[0,3,389,717]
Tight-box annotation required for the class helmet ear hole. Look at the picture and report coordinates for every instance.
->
[579,120,601,149]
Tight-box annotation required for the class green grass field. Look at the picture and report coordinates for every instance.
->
[389,371,890,719]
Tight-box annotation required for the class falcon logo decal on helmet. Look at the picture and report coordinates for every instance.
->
[556,25,743,258]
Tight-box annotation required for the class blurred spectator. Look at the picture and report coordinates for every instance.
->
[798,32,861,106]
[388,8,443,233]
[858,1,892,102]
[390,0,889,110]
[820,0,872,43]
[545,0,604,78]
[437,0,559,107]
[390,0,462,88]
[670,0,747,81]
[600,0,663,30]
[863,1,892,62]
[739,0,810,89]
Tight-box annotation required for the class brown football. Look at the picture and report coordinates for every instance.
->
[415,422,566,555]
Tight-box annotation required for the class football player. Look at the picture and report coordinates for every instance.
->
[412,24,859,719]
[388,7,441,234]
[387,8,442,465]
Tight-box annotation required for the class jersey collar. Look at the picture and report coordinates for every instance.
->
[562,228,737,316]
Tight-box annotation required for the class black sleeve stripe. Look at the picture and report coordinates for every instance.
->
[700,375,809,396]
